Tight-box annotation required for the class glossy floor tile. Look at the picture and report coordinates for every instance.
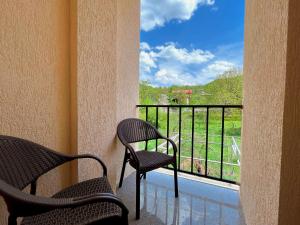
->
[117,171,246,225]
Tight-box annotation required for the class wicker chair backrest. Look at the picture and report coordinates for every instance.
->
[117,118,160,144]
[0,135,69,190]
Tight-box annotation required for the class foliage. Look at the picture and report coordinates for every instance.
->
[139,70,243,105]
[202,70,243,105]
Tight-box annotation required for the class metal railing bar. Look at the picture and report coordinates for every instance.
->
[220,107,225,179]
[145,106,148,151]
[205,107,209,176]
[191,107,195,173]
[156,106,158,151]
[178,107,182,170]
[137,104,242,108]
[167,107,170,155]
[145,107,148,121]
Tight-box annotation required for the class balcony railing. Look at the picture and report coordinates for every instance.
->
[137,104,243,185]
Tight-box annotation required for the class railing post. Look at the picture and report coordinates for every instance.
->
[178,107,182,170]
[156,107,158,151]
[205,107,209,176]
[167,107,170,155]
[191,107,195,173]
[220,107,225,180]
[146,106,148,151]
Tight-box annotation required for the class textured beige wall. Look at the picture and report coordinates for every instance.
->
[278,1,300,224]
[241,1,300,225]
[0,0,71,223]
[75,0,139,189]
[0,0,139,223]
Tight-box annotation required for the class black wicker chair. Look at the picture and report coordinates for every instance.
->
[117,118,179,219]
[0,135,129,225]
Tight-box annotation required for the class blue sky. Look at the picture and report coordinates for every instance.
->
[140,0,245,86]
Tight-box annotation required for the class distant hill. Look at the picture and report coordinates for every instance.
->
[139,71,243,105]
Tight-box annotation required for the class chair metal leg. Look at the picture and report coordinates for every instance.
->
[173,162,179,198]
[122,213,129,225]
[136,171,141,220]
[8,214,17,225]
[119,152,128,188]
[30,180,37,195]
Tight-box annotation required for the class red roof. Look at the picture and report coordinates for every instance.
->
[184,90,193,94]
[172,89,193,94]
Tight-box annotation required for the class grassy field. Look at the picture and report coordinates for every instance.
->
[138,107,242,183]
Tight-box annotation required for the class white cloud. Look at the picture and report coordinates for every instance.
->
[201,60,235,77]
[141,0,215,31]
[153,60,235,86]
[140,42,214,84]
[140,42,237,86]
[156,43,214,64]
[140,51,156,73]
[193,60,236,84]
[155,69,195,86]
[140,42,151,51]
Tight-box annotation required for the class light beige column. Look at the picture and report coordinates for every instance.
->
[116,0,140,179]
[73,0,140,188]
[241,0,300,225]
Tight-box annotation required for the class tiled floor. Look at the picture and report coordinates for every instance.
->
[117,171,246,225]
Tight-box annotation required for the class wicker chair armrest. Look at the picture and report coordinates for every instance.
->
[70,154,108,176]
[153,126,178,157]
[0,180,128,218]
[160,136,178,157]
[124,144,140,168]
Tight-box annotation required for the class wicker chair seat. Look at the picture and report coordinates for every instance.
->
[131,150,174,172]
[21,177,122,225]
